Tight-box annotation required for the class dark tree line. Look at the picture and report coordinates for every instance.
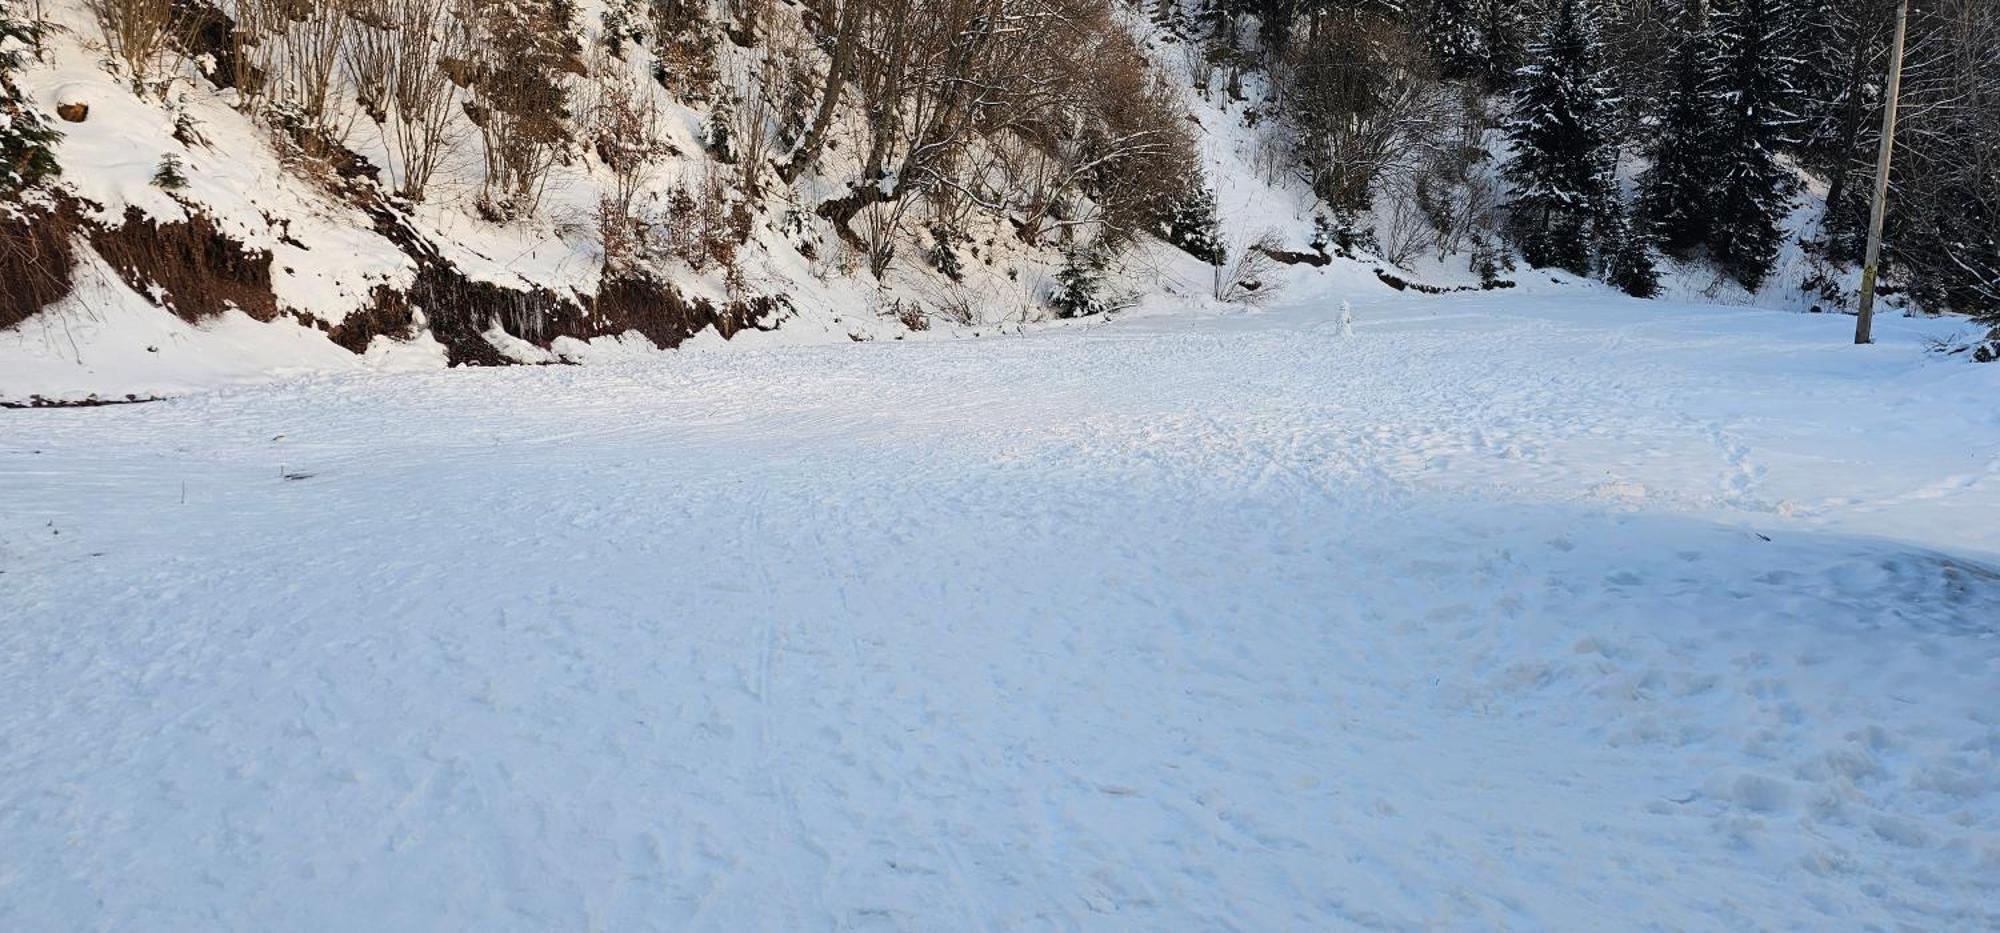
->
[1190,0,1998,320]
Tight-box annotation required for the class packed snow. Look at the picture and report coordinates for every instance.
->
[2,290,1997,929]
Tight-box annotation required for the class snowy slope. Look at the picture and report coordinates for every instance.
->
[1,0,1122,400]
[10,0,1958,404]
[3,290,1995,929]
[3,0,1539,404]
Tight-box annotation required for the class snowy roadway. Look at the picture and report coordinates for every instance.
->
[3,293,1998,929]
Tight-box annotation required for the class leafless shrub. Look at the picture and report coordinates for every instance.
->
[763,15,815,144]
[384,0,468,200]
[597,195,641,268]
[589,66,670,213]
[813,0,1194,252]
[1251,130,1288,186]
[224,0,281,110]
[930,286,975,326]
[1080,64,1201,250]
[988,10,1196,253]
[1379,182,1431,268]
[463,0,579,220]
[722,0,768,44]
[1214,232,1280,304]
[878,298,927,331]
[587,67,670,270]
[728,68,775,199]
[1423,158,1501,260]
[1402,91,1501,262]
[270,0,353,141]
[857,201,902,278]
[85,0,184,90]
[1285,17,1451,213]
[1182,37,1215,94]
[341,0,394,123]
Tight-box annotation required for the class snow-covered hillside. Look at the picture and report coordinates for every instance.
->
[6,0,1353,403]
[4,288,1996,928]
[16,0,1978,405]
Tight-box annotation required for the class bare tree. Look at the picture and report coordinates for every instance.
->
[461,0,579,220]
[1286,19,1450,214]
[586,61,671,267]
[364,0,470,201]
[728,63,775,199]
[223,0,282,111]
[777,0,865,183]
[272,0,354,143]
[85,0,184,91]
[342,0,395,124]
[805,0,1196,259]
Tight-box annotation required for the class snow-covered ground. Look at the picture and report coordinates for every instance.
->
[3,290,1997,929]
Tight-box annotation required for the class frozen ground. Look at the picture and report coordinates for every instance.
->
[3,291,1998,929]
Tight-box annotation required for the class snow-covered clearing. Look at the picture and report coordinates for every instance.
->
[3,292,1997,929]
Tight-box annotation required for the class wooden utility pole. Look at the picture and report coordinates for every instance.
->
[1855,0,1911,345]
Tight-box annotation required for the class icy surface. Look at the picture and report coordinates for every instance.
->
[3,293,1997,929]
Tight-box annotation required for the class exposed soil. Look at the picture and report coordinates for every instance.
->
[0,201,77,331]
[87,206,279,323]
[9,130,780,367]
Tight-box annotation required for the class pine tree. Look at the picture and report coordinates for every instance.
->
[1051,244,1108,318]
[1797,0,1893,248]
[1705,0,1796,290]
[1423,0,1485,81]
[1637,5,1720,257]
[1503,0,1625,277]
[150,153,188,190]
[1604,212,1662,297]
[0,0,61,202]
[1156,178,1227,265]
[1601,0,1697,122]
[1472,0,1527,91]
[1771,0,1835,153]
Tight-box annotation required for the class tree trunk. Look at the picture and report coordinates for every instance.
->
[778,0,864,185]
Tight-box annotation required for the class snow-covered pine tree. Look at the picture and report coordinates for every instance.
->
[1808,1,1898,258]
[1637,2,1719,257]
[1883,0,2000,321]
[1472,0,1527,91]
[1423,0,1486,81]
[1051,244,1108,318]
[1779,0,1846,154]
[0,0,60,202]
[1604,210,1662,298]
[1503,0,1627,277]
[1157,177,1227,265]
[1598,0,1696,128]
[1704,0,1796,290]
